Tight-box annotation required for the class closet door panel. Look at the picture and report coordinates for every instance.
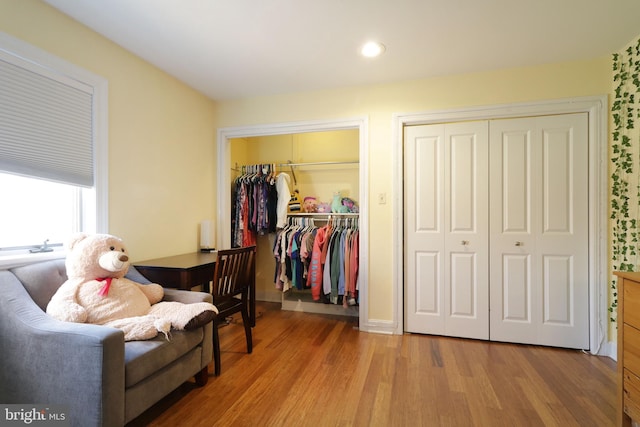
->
[543,255,572,324]
[415,134,441,232]
[444,123,489,339]
[544,129,572,232]
[405,125,446,334]
[490,114,589,349]
[537,114,588,348]
[502,253,531,322]
[490,122,538,343]
[416,251,440,314]
[493,254,537,344]
[501,130,531,233]
[405,122,488,338]
[449,133,476,232]
[449,252,476,317]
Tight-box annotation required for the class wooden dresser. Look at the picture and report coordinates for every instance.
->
[615,271,640,426]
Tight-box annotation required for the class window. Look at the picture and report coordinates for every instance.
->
[0,173,93,249]
[0,32,108,267]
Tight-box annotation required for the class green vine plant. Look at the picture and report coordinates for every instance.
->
[611,37,640,323]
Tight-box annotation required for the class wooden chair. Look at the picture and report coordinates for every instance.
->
[210,245,256,376]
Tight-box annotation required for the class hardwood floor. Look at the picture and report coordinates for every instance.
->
[128,302,617,427]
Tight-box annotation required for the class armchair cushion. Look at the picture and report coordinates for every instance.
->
[125,328,203,388]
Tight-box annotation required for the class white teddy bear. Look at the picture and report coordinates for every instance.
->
[46,233,217,341]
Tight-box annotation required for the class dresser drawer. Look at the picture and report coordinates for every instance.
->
[625,368,640,421]
[625,280,640,329]
[624,324,640,375]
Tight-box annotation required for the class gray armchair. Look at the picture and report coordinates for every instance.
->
[0,259,212,427]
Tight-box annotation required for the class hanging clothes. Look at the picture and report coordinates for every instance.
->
[275,172,291,229]
[274,216,359,306]
[232,165,286,248]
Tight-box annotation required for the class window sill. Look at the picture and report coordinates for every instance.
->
[0,248,67,270]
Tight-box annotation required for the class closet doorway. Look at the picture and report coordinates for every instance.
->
[217,117,370,331]
[393,97,608,354]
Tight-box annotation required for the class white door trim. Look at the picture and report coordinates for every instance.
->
[392,96,608,355]
[216,116,371,332]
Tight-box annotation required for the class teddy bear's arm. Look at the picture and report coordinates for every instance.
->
[46,279,88,323]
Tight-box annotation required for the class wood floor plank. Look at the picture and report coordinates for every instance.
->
[128,302,617,427]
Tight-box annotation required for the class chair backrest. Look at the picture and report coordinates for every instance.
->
[10,259,68,311]
[211,246,256,301]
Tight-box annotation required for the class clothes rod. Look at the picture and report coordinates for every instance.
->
[288,212,359,217]
[277,160,359,167]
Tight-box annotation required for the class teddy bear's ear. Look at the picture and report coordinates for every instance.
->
[66,233,89,250]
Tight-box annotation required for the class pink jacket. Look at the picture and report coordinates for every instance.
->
[307,226,329,300]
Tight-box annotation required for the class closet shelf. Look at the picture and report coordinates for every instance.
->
[278,160,358,167]
[282,289,359,318]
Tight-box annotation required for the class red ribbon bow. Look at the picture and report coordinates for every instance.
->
[97,277,113,297]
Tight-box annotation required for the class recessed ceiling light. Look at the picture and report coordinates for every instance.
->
[361,41,386,58]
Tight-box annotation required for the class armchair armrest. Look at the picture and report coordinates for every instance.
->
[0,271,126,427]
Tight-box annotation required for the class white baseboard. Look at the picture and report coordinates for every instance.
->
[359,319,398,335]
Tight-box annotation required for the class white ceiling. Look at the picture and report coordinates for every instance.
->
[44,0,640,101]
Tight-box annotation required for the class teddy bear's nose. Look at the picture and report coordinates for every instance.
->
[119,254,129,262]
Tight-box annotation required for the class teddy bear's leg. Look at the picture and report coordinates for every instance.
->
[148,301,217,331]
[103,315,169,341]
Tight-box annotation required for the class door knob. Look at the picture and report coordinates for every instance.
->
[515,241,523,246]
[461,240,469,245]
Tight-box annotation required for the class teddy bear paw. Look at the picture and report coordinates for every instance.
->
[184,310,216,330]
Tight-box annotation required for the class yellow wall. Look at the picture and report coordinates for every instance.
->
[1,0,615,327]
[0,0,218,260]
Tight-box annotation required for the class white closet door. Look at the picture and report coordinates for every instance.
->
[404,122,489,339]
[489,113,589,349]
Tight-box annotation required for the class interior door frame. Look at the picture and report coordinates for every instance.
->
[392,96,608,355]
[216,116,371,332]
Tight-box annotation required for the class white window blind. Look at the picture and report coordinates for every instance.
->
[0,55,94,187]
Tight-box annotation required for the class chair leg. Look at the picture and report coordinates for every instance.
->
[241,307,253,354]
[212,316,221,376]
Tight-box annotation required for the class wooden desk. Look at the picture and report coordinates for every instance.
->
[134,251,256,327]
[134,252,217,291]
